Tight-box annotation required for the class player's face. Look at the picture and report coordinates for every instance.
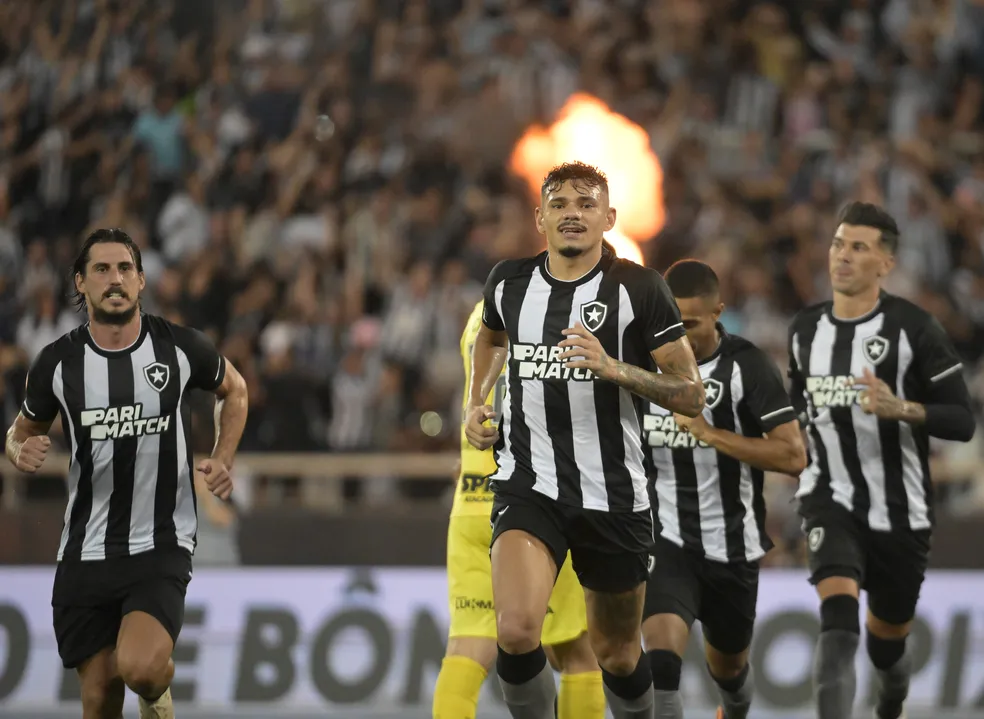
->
[675,294,723,360]
[829,223,895,296]
[76,242,145,326]
[535,180,616,258]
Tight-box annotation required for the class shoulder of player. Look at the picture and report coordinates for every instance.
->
[881,293,937,331]
[605,259,666,301]
[722,333,775,367]
[488,256,540,284]
[143,313,212,349]
[33,329,82,369]
[789,301,829,330]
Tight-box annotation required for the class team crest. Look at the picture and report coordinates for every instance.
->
[579,301,608,333]
[703,378,724,410]
[862,335,890,366]
[143,362,170,393]
[808,527,825,552]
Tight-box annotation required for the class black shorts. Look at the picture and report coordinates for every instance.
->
[52,547,193,669]
[490,487,653,594]
[643,536,759,655]
[800,501,931,625]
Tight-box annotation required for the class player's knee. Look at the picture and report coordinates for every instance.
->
[80,672,124,716]
[592,636,642,677]
[116,651,171,700]
[819,594,860,634]
[496,610,542,654]
[646,648,682,691]
[706,651,746,680]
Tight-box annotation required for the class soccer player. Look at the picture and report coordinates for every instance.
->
[465,161,705,719]
[433,299,606,719]
[5,228,248,719]
[787,202,976,719]
[640,260,807,719]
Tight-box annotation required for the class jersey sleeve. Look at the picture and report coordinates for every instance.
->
[481,261,509,332]
[787,322,809,426]
[912,315,964,387]
[637,269,685,352]
[738,347,798,432]
[173,325,226,392]
[22,345,61,423]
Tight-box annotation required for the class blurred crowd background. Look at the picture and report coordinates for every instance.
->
[1,0,983,568]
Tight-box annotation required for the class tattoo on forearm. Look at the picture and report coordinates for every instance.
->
[611,360,704,415]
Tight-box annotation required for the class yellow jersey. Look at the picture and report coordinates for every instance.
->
[450,301,506,517]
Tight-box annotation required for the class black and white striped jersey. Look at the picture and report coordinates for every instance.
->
[481,247,685,513]
[788,293,965,531]
[645,328,796,563]
[22,314,225,562]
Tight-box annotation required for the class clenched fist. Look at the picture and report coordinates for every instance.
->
[196,458,234,500]
[464,404,499,450]
[15,435,50,473]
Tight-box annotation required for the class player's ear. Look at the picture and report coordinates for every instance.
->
[138,271,146,292]
[74,272,85,296]
[534,206,546,235]
[713,302,724,320]
[605,206,616,232]
[881,251,895,277]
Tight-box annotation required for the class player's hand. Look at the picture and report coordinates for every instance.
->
[855,368,903,419]
[673,411,709,440]
[465,404,499,450]
[558,323,616,380]
[14,435,50,473]
[196,458,233,500]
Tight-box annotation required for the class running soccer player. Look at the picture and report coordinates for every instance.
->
[465,161,705,719]
[788,202,976,719]
[433,299,605,719]
[640,260,806,719]
[5,228,248,719]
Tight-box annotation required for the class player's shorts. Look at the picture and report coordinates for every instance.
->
[52,546,193,669]
[490,486,652,594]
[643,535,759,655]
[446,514,587,645]
[800,500,931,625]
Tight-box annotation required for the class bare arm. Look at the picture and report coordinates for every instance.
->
[467,322,508,410]
[210,359,249,468]
[695,419,807,475]
[607,337,705,417]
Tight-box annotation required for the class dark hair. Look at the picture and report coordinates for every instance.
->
[837,201,899,253]
[72,228,143,310]
[664,259,719,299]
[541,161,609,197]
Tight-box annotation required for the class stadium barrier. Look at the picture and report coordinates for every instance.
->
[0,567,982,713]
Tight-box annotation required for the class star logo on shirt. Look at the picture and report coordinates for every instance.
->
[579,300,608,333]
[142,362,171,393]
[702,378,724,410]
[862,335,890,366]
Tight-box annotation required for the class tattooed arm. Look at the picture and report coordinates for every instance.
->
[618,336,705,417]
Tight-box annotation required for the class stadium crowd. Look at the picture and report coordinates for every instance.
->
[1,0,983,564]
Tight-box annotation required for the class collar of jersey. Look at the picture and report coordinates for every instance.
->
[539,250,608,288]
[83,313,148,357]
[826,292,885,325]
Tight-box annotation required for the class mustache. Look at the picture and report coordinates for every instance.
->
[103,288,129,299]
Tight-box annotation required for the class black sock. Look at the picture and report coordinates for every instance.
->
[710,662,749,695]
[497,644,548,685]
[602,651,653,700]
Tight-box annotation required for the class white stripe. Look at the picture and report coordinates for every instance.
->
[618,284,649,511]
[53,362,77,562]
[897,331,930,530]
[793,333,821,496]
[81,346,111,560]
[695,357,727,561]
[493,281,506,331]
[653,322,683,340]
[569,274,608,509]
[930,363,962,383]
[128,336,160,554]
[516,268,557,498]
[731,361,766,561]
[761,406,794,422]
[852,314,890,531]
[174,348,197,553]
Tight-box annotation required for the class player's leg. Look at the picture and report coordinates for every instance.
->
[700,560,760,719]
[802,505,865,719]
[77,649,126,719]
[544,553,605,719]
[572,510,655,719]
[434,515,499,719]
[641,539,701,719]
[116,548,193,719]
[490,493,568,719]
[864,529,931,719]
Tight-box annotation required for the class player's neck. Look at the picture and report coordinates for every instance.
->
[88,314,142,351]
[832,286,881,321]
[695,330,721,362]
[546,245,603,282]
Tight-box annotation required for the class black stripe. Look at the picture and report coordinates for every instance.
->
[62,349,92,561]
[151,330,182,549]
[830,322,871,520]
[593,276,633,511]
[541,281,581,506]
[874,313,909,532]
[736,401,773,555]
[797,317,835,509]
[673,442,703,554]
[103,354,136,557]
[710,358,747,562]
[491,270,535,495]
